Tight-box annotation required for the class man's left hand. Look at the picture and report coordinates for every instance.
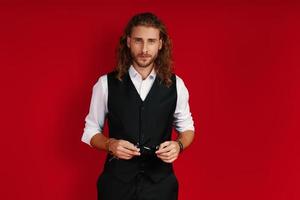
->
[155,141,180,163]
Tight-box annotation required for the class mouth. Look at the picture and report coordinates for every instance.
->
[138,57,150,62]
[138,54,151,59]
[139,57,149,60]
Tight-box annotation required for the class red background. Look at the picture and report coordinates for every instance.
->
[1,1,300,200]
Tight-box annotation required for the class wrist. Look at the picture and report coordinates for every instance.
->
[105,138,114,155]
[176,139,184,153]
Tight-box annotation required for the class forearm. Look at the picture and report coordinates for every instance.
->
[90,133,110,151]
[176,130,194,150]
[90,133,141,159]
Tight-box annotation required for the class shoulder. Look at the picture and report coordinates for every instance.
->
[95,69,119,87]
[96,74,108,85]
[93,74,108,92]
[174,74,186,88]
[174,74,189,96]
[107,70,118,77]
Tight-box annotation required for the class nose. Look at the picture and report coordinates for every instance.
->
[142,43,148,54]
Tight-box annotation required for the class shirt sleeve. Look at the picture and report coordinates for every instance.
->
[173,75,195,133]
[81,75,108,146]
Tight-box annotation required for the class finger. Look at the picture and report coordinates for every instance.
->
[159,156,174,163]
[165,157,177,163]
[120,146,141,156]
[158,149,176,158]
[158,141,170,150]
[118,155,132,160]
[115,146,139,157]
[121,140,140,152]
[155,141,170,153]
[157,152,177,160]
[160,155,177,163]
[117,152,134,159]
[156,143,173,154]
[157,148,178,158]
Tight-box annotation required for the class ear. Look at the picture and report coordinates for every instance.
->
[127,36,131,48]
[159,39,162,50]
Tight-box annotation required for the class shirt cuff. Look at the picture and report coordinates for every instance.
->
[176,126,195,133]
[81,129,101,147]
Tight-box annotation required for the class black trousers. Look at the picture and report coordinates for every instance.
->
[97,172,178,200]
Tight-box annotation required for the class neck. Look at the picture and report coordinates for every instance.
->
[132,63,154,80]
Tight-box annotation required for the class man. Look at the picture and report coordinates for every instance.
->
[81,12,195,200]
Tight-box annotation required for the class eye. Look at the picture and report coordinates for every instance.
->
[148,39,156,44]
[134,38,143,43]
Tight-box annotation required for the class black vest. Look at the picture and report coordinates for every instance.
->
[103,71,177,183]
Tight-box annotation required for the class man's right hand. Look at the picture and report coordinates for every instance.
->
[108,139,141,160]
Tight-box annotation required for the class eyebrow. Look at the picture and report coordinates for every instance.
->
[132,37,158,41]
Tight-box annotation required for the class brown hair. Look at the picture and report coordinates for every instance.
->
[116,12,173,87]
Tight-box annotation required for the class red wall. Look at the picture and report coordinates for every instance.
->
[1,1,300,200]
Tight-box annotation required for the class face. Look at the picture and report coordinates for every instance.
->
[127,25,162,69]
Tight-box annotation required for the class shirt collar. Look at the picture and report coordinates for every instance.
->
[129,65,156,80]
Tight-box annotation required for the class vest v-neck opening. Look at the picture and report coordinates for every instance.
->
[126,72,158,104]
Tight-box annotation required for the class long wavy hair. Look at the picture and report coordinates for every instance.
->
[116,12,174,87]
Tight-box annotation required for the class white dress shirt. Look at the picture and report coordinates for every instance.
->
[81,65,195,146]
